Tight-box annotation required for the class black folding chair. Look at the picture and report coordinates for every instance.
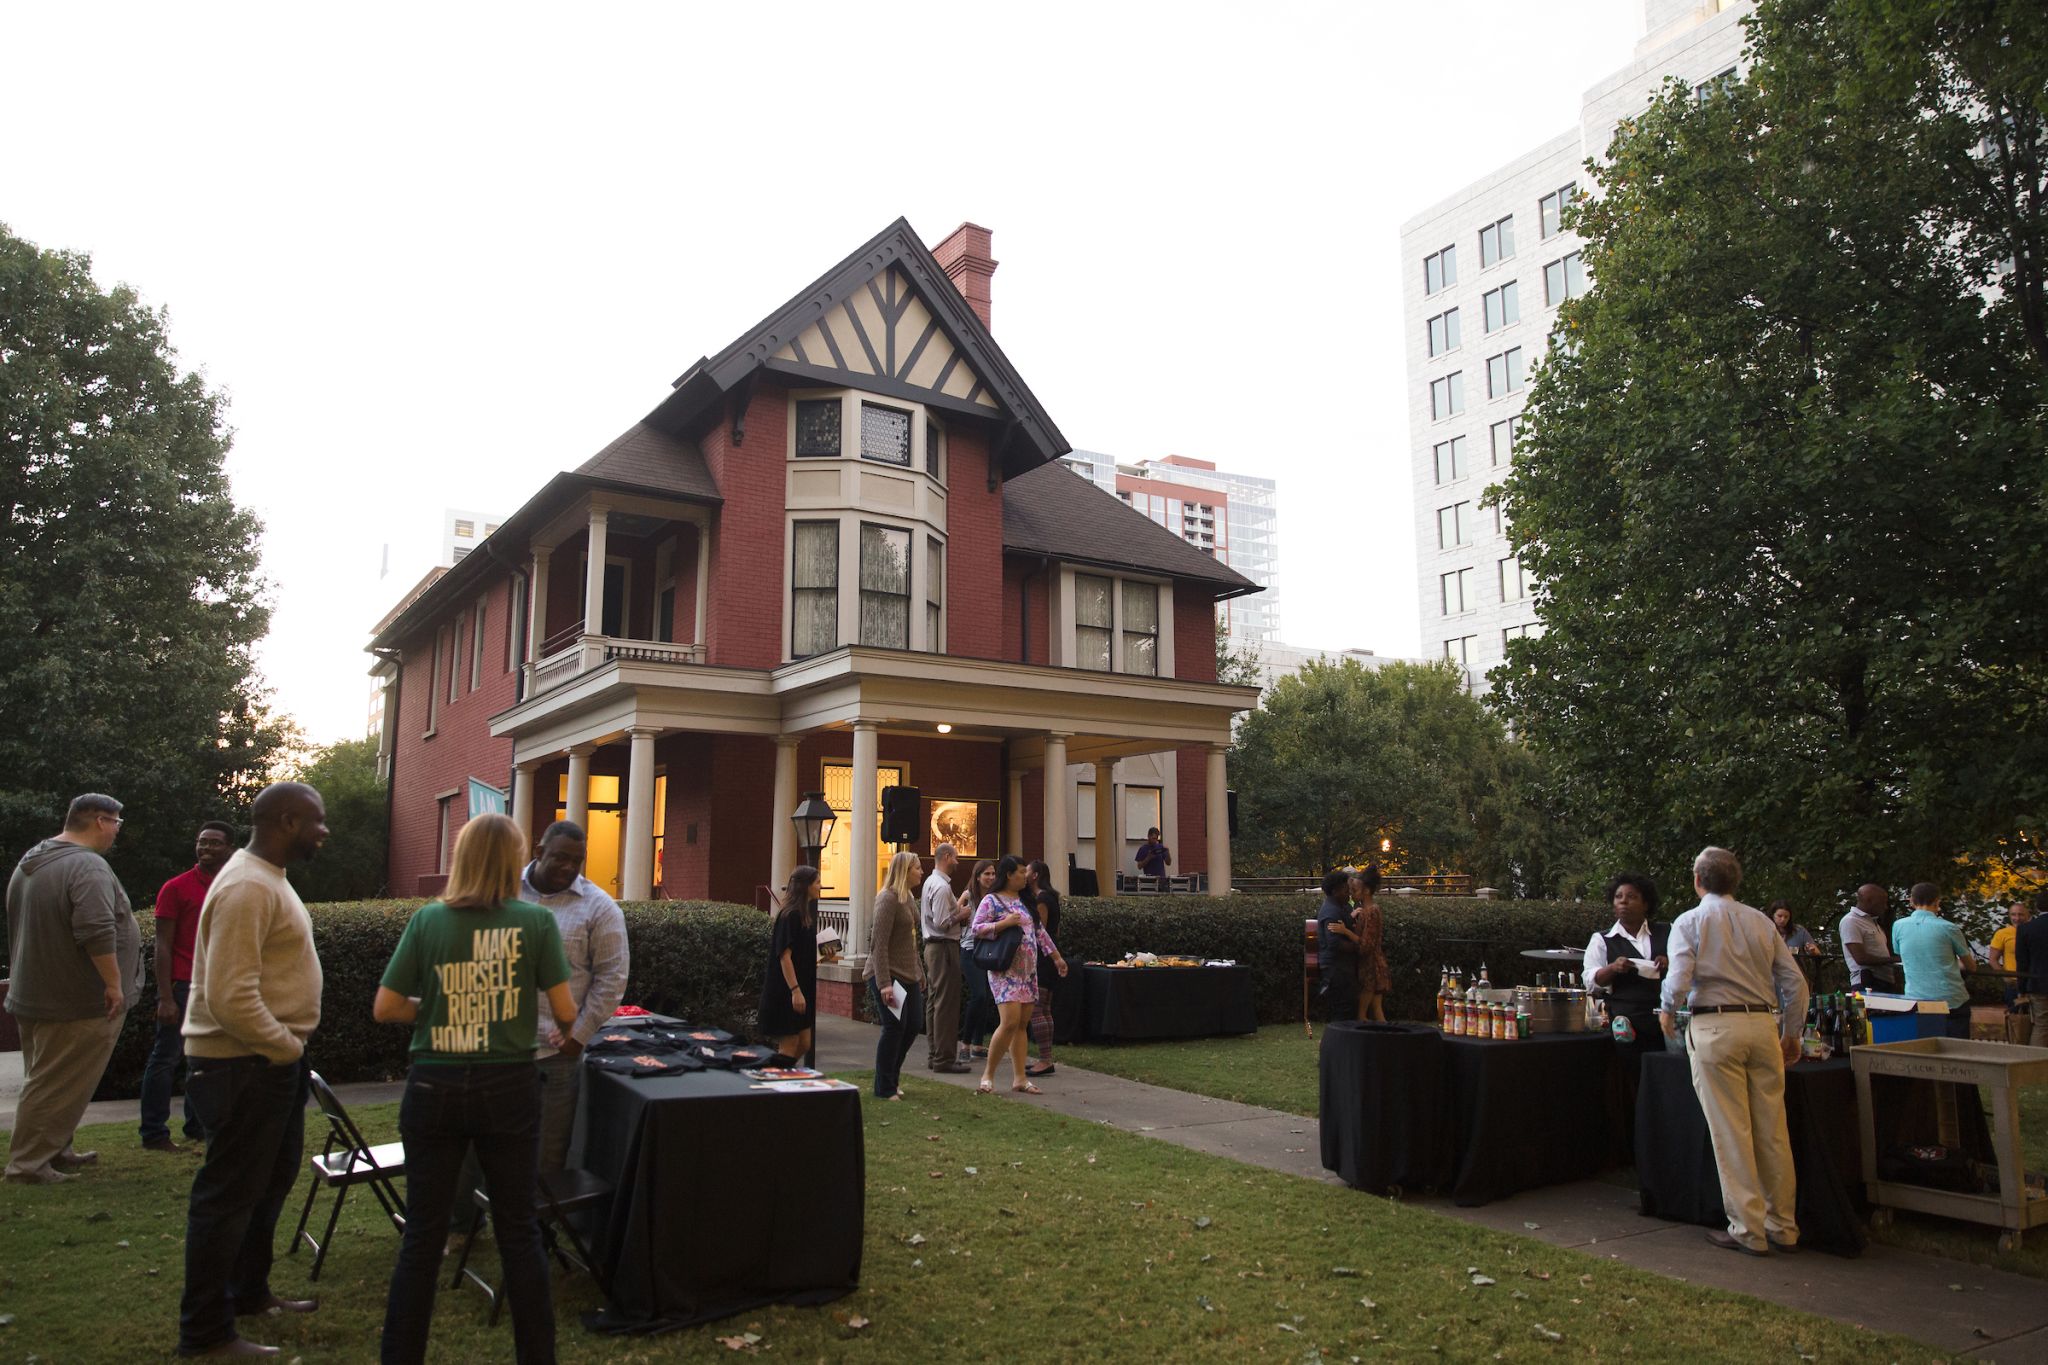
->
[448,1168,613,1324]
[288,1071,407,1280]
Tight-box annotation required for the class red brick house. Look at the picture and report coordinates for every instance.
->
[369,219,1260,971]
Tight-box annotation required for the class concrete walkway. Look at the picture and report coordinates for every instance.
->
[8,1026,2046,1360]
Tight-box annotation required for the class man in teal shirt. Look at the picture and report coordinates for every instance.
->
[1892,882,1974,1040]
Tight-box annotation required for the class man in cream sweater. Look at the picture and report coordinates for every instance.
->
[175,783,327,1360]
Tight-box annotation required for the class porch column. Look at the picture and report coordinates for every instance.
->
[527,548,550,665]
[769,735,800,886]
[1093,759,1118,885]
[1006,770,1025,856]
[1206,744,1232,896]
[1043,732,1070,893]
[566,745,594,830]
[511,760,538,840]
[694,517,712,647]
[622,727,658,901]
[849,721,879,960]
[582,506,609,637]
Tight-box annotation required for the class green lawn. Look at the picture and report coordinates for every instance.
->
[0,1077,1942,1363]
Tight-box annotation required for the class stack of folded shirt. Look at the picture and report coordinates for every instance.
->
[582,1024,704,1076]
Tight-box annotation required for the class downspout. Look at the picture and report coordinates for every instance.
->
[370,646,402,898]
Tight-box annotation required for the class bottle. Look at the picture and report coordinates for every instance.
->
[1477,961,1493,993]
[1801,1016,1823,1060]
[1441,989,1455,1034]
[1497,1003,1511,1040]
[1517,1006,1530,1039]
[1453,999,1469,1037]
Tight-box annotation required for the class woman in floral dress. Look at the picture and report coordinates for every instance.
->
[971,855,1067,1095]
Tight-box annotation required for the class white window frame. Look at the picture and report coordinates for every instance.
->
[1437,502,1472,550]
[1499,556,1528,602]
[1433,435,1467,486]
[1539,183,1577,239]
[1490,416,1520,467]
[1486,346,1524,399]
[1052,565,1176,676]
[1478,215,1515,267]
[1440,566,1474,616]
[1427,308,1461,357]
[1429,371,1464,421]
[1482,281,1519,333]
[1423,244,1457,295]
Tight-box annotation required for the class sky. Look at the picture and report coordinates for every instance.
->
[2,0,1643,744]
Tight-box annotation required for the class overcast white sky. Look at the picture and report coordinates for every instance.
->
[3,0,1642,744]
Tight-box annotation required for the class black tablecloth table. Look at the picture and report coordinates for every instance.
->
[576,1066,864,1332]
[1443,1032,1623,1206]
[1081,964,1257,1042]
[1046,961,1089,1044]
[1319,1022,1450,1194]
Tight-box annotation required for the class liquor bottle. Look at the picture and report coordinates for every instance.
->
[1828,994,1844,1054]
[1477,961,1493,993]
[1516,1006,1530,1039]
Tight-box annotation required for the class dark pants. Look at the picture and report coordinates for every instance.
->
[177,1056,309,1353]
[140,981,203,1144]
[381,1062,555,1365]
[869,979,922,1099]
[1320,959,1358,1022]
[960,947,996,1049]
[1943,1010,1974,1040]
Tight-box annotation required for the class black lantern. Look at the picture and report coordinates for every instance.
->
[790,791,836,866]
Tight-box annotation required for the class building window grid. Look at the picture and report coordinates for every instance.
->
[1544,252,1587,306]
[1486,346,1525,399]
[1433,435,1468,485]
[795,398,841,457]
[1443,634,1478,667]
[857,522,911,648]
[1439,566,1475,616]
[1490,415,1521,467]
[1429,371,1465,420]
[1499,555,1528,602]
[1482,280,1520,333]
[1437,501,1473,549]
[860,402,913,467]
[1423,244,1458,296]
[791,520,839,658]
[1427,307,1461,357]
[1539,184,1577,239]
[1121,580,1160,676]
[1478,215,1515,268]
[1075,573,1114,671]
[926,536,943,652]
[1504,624,1533,650]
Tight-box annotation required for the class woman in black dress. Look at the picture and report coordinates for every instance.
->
[1026,860,1062,1077]
[760,866,820,1062]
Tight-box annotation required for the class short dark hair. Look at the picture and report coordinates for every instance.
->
[1909,882,1940,908]
[197,820,236,841]
[1603,872,1660,915]
[1351,863,1382,895]
[1146,827,1162,840]
[540,819,586,846]
[65,793,122,829]
[1321,869,1351,898]
[1766,898,1790,914]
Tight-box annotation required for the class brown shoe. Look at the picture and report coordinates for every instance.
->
[930,1060,971,1073]
[143,1136,185,1154]
[51,1150,100,1171]
[178,1338,280,1358]
[1706,1229,1768,1257]
[236,1294,318,1316]
[1767,1237,1799,1254]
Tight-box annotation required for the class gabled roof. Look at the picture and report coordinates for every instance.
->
[1002,464,1261,598]
[648,218,1070,479]
[575,422,720,502]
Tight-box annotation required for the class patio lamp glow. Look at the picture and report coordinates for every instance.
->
[791,791,837,864]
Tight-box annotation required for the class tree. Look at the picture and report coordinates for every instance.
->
[1214,614,1263,689]
[0,224,290,904]
[287,737,389,903]
[1492,0,2048,908]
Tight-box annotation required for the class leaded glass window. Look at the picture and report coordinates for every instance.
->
[926,537,943,652]
[1121,580,1159,676]
[795,399,841,457]
[792,521,838,657]
[860,402,912,466]
[1075,574,1113,671]
[925,416,942,479]
[858,523,910,648]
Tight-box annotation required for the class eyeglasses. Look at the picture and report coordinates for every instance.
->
[100,814,124,826]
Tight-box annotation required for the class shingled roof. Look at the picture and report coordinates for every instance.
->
[1002,464,1259,597]
[574,422,720,501]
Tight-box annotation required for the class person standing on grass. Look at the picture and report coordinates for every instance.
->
[374,812,572,1365]
[956,858,999,1063]
[759,865,821,1064]
[1349,865,1390,1022]
[1026,859,1063,1076]
[1314,869,1359,1023]
[4,793,142,1186]
[176,782,327,1359]
[1892,882,1975,1040]
[865,850,925,1100]
[140,820,234,1154]
[2015,889,2048,1047]
[920,842,970,1073]
[972,855,1066,1096]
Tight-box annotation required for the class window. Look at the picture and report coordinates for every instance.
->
[795,399,841,457]
[1433,436,1468,485]
[1426,308,1461,357]
[1423,244,1458,295]
[1694,67,1737,103]
[1440,567,1474,615]
[926,537,943,651]
[449,615,464,704]
[1429,371,1465,420]
[1504,625,1533,650]
[860,402,912,466]
[1121,580,1160,676]
[1539,184,1576,238]
[507,577,524,673]
[425,628,444,734]
[1478,215,1515,267]
[1482,281,1519,332]
[1486,347,1524,398]
[1544,252,1587,306]
[1075,574,1113,671]
[1499,556,1528,602]
[791,520,839,657]
[1490,416,1521,466]
[436,796,453,873]
[470,597,486,691]
[1125,787,1163,844]
[925,415,943,479]
[451,546,471,563]
[857,522,910,648]
[1437,501,1473,549]
[1443,635,1478,667]
[453,519,474,538]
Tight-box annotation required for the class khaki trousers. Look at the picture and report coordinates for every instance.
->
[923,939,962,1067]
[1686,1011,1798,1250]
[5,1013,124,1178]
[2031,996,2048,1049]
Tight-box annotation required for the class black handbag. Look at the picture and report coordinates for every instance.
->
[973,924,1024,972]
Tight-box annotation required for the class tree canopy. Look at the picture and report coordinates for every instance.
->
[286,736,388,903]
[1492,0,2048,910]
[0,223,289,904]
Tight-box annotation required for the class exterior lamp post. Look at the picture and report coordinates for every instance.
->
[791,791,837,869]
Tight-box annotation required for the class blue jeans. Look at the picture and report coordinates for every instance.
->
[870,979,922,1098]
[177,1055,308,1353]
[960,947,995,1048]
[140,980,203,1143]
[380,1063,555,1365]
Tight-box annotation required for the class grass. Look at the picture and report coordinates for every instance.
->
[0,1078,1943,1363]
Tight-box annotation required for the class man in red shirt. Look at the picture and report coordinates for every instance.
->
[138,821,234,1152]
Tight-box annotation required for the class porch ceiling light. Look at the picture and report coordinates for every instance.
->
[936,723,953,734]
[791,791,837,860]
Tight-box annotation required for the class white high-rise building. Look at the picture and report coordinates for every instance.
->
[1401,0,1752,686]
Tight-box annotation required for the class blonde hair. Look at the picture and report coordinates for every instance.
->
[883,849,923,903]
[444,813,526,910]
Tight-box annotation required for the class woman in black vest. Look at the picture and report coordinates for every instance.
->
[1585,872,1669,1076]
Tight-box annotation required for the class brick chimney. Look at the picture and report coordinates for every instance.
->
[932,222,998,329]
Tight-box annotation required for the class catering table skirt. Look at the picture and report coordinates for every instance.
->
[1081,964,1258,1042]
[1046,961,1089,1044]
[577,1066,864,1333]
[1319,1023,1623,1205]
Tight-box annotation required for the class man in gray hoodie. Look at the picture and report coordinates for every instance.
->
[4,793,142,1185]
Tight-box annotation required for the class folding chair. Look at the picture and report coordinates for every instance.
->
[288,1071,407,1280]
[449,1168,613,1324]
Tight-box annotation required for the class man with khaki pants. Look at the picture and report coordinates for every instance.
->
[1660,846,1808,1256]
[920,843,970,1073]
[4,793,142,1185]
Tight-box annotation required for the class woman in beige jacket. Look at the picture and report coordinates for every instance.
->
[865,850,926,1100]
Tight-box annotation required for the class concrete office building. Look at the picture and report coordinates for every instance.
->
[1400,0,1751,685]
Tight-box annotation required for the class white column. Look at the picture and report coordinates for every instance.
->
[1043,732,1070,893]
[511,760,537,841]
[528,548,551,663]
[1093,759,1118,884]
[1206,744,1232,896]
[770,735,800,886]
[622,728,658,901]
[1006,770,1025,857]
[582,506,609,638]
[565,745,594,831]
[693,518,711,648]
[849,721,879,960]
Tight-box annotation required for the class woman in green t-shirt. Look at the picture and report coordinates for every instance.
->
[372,812,574,1365]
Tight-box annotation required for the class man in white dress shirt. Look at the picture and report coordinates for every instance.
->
[1660,846,1809,1256]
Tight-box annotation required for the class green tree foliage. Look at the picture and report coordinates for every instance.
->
[0,224,289,905]
[1214,613,1263,689]
[287,737,389,902]
[1230,658,1555,890]
[1493,0,2048,910]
